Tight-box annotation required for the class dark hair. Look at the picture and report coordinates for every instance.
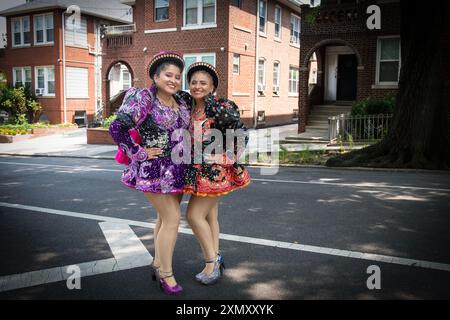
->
[152,62,181,81]
[190,70,216,93]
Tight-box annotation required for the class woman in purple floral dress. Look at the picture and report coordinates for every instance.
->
[109,52,191,295]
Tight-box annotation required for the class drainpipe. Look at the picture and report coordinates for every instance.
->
[62,11,67,124]
[253,1,260,129]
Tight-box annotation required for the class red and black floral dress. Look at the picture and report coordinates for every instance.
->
[183,95,251,197]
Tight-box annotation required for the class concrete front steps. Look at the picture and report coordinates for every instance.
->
[280,104,352,144]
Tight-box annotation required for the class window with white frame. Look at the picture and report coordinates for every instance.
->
[12,16,30,47]
[257,58,266,92]
[259,0,267,34]
[183,53,216,90]
[155,0,169,21]
[34,13,54,45]
[35,66,55,96]
[122,69,131,90]
[290,14,300,45]
[377,37,401,85]
[66,67,88,98]
[184,0,216,27]
[13,67,31,88]
[289,66,299,94]
[274,6,282,39]
[65,16,87,47]
[273,62,280,94]
[233,54,240,74]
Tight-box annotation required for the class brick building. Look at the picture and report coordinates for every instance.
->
[103,0,304,128]
[0,0,132,124]
[298,0,401,132]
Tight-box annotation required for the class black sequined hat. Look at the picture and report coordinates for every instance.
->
[148,51,185,79]
[187,62,219,90]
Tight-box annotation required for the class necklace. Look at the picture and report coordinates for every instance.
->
[157,94,179,112]
[192,102,205,119]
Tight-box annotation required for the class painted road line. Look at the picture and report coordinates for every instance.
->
[0,222,154,293]
[99,222,153,270]
[1,161,449,192]
[251,178,450,192]
[1,201,449,273]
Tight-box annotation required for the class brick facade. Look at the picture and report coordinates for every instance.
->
[298,0,401,133]
[102,0,301,128]
[0,9,116,124]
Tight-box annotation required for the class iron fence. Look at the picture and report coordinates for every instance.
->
[329,114,393,143]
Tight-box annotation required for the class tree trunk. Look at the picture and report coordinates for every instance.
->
[327,1,450,169]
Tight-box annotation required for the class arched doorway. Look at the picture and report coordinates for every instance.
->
[302,39,363,104]
[105,61,134,116]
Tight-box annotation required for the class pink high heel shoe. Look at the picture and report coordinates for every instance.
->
[156,270,183,296]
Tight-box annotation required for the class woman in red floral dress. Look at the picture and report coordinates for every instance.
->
[183,62,251,285]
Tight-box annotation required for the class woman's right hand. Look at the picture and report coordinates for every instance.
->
[145,147,163,160]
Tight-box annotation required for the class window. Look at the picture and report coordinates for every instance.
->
[231,0,241,8]
[35,66,55,96]
[184,0,216,27]
[233,54,240,74]
[34,13,54,45]
[183,53,216,90]
[11,16,30,47]
[122,69,131,90]
[289,66,299,94]
[259,0,267,34]
[274,6,282,39]
[66,67,88,98]
[273,62,280,94]
[65,16,87,47]
[377,37,401,85]
[12,67,31,88]
[290,14,300,46]
[257,58,266,92]
[155,0,169,21]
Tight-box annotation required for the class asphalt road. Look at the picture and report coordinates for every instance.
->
[0,155,449,300]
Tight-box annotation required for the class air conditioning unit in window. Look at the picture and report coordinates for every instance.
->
[35,88,44,96]
[273,85,280,94]
[290,36,299,44]
[257,84,265,92]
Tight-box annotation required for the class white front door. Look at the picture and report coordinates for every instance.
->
[324,46,354,102]
[324,54,337,101]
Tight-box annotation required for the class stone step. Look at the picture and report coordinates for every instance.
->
[305,125,328,131]
[280,139,329,144]
[310,109,351,115]
[307,120,329,126]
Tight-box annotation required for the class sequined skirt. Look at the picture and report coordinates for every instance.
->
[183,163,251,197]
[121,157,188,194]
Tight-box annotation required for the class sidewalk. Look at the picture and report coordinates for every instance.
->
[0,128,117,159]
[0,124,325,159]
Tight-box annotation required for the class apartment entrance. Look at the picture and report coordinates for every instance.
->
[324,46,357,103]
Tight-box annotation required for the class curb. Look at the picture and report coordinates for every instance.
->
[0,153,114,161]
[1,152,449,174]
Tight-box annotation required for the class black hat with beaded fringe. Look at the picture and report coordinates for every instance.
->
[187,61,219,91]
[148,51,185,80]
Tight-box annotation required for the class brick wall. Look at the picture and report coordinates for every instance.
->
[102,0,231,118]
[103,0,302,128]
[298,1,401,132]
[0,9,107,124]
[255,0,301,127]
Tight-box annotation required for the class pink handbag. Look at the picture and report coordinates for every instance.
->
[115,128,142,165]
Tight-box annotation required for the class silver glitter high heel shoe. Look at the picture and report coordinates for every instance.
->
[195,254,225,285]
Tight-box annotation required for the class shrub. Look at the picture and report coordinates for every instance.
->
[351,96,395,116]
[0,85,42,124]
[102,114,117,128]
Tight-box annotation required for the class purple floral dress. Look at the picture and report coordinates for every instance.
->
[109,85,191,194]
